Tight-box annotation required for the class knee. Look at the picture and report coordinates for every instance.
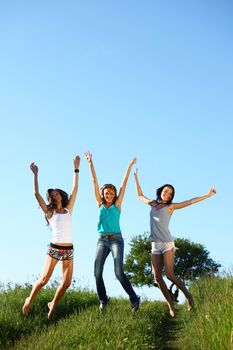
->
[166,272,176,282]
[62,280,72,290]
[38,276,49,287]
[94,268,102,281]
[154,274,163,284]
[114,267,125,281]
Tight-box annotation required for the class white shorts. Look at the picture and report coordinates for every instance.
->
[151,241,176,255]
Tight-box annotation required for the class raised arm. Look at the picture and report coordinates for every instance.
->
[66,155,80,213]
[133,168,152,204]
[169,188,217,212]
[30,162,50,214]
[115,157,137,208]
[84,151,102,206]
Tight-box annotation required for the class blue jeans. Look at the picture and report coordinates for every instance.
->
[94,234,138,304]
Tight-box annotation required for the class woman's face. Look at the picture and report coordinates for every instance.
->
[161,186,174,203]
[49,190,62,204]
[103,188,116,205]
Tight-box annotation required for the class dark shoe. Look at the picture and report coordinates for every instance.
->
[131,296,140,313]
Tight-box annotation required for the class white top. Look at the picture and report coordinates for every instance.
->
[47,208,73,244]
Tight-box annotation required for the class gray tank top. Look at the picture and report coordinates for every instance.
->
[149,205,174,242]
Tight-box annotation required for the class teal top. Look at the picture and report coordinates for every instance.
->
[98,204,121,234]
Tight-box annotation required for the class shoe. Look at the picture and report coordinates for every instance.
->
[99,297,109,314]
[131,296,140,313]
[99,303,105,313]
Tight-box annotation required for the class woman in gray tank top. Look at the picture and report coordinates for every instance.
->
[134,168,216,318]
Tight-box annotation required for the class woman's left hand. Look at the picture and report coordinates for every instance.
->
[208,188,216,197]
[74,156,80,170]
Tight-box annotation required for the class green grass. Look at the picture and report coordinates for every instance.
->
[173,275,233,350]
[11,300,170,350]
[1,276,233,350]
[0,283,98,350]
[0,283,170,350]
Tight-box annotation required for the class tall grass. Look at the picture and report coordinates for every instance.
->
[174,275,233,350]
[11,300,170,350]
[0,283,170,350]
[0,282,98,350]
[1,276,232,350]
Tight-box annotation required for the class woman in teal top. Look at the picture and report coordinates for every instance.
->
[85,151,140,313]
[98,202,121,233]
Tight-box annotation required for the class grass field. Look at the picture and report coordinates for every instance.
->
[0,275,232,349]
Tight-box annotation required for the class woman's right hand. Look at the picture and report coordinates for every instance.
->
[30,162,38,175]
[84,151,92,163]
[130,157,137,167]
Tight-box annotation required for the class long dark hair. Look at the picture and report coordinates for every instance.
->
[156,184,175,204]
[100,184,117,204]
[46,188,69,209]
[45,188,69,226]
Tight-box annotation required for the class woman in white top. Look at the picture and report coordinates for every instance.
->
[22,155,80,319]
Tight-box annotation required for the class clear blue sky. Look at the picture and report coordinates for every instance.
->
[0,1,232,301]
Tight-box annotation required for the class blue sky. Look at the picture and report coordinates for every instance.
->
[0,1,232,301]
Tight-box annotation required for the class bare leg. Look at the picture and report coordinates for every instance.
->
[47,259,73,320]
[22,256,58,315]
[151,254,175,317]
[163,249,194,311]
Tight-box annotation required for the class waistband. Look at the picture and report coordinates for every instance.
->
[50,243,74,250]
[99,233,122,239]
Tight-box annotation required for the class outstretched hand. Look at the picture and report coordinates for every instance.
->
[130,157,137,167]
[74,155,80,170]
[134,168,138,177]
[208,188,217,197]
[84,151,92,163]
[30,162,38,175]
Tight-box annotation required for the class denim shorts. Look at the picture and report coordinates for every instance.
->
[47,243,74,261]
[151,241,176,255]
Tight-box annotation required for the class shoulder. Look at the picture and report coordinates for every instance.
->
[167,204,174,215]
[98,203,106,212]
[149,200,158,207]
[114,204,121,212]
[46,208,54,220]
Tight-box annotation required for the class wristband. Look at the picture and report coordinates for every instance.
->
[74,169,79,173]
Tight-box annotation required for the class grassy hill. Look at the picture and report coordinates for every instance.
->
[0,275,232,349]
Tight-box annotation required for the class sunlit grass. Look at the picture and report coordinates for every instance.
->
[11,300,169,350]
[0,282,98,349]
[0,283,170,350]
[1,275,232,350]
[174,275,233,350]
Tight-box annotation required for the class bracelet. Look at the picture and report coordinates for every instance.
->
[74,169,79,173]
